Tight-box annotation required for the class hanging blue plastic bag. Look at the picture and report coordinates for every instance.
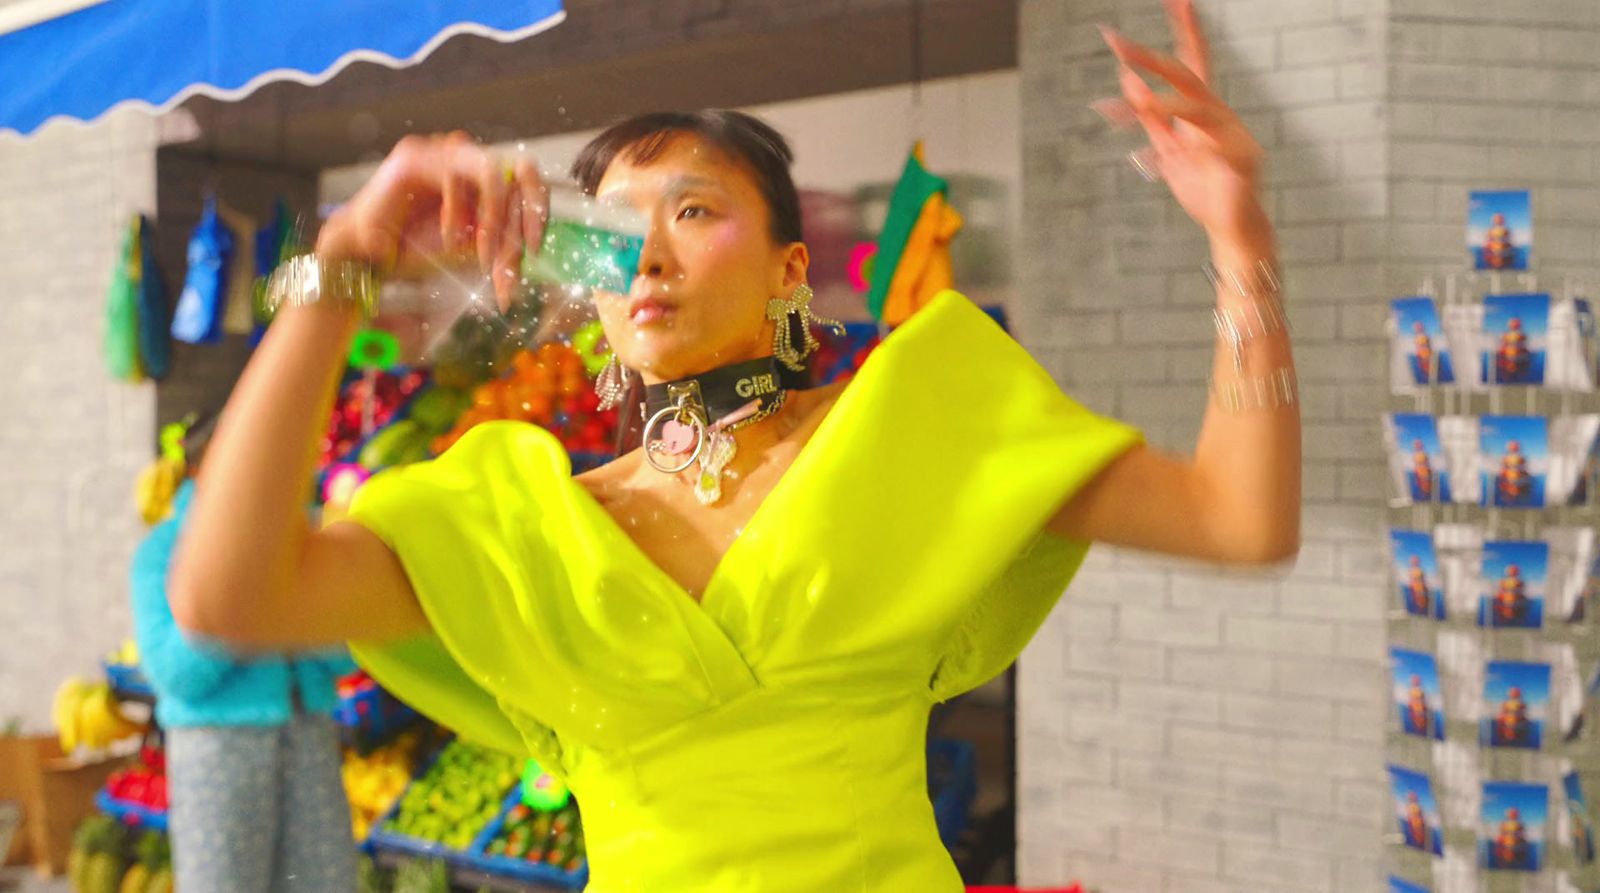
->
[135,215,171,378]
[171,196,232,344]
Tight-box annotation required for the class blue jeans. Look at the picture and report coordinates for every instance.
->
[166,713,357,893]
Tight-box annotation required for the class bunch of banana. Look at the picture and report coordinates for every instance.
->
[67,815,126,893]
[343,734,421,840]
[54,678,145,754]
[115,830,172,893]
[134,456,184,525]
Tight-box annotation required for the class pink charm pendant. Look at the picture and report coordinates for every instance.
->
[657,419,698,456]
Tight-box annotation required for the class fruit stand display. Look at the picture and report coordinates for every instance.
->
[367,739,589,890]
[65,816,171,893]
[315,307,626,520]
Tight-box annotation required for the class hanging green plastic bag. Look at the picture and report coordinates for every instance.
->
[135,215,171,379]
[171,196,233,344]
[104,215,144,382]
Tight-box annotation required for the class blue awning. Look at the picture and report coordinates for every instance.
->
[0,0,565,135]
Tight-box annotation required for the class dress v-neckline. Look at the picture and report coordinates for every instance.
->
[566,375,855,617]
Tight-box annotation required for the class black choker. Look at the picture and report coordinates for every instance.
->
[642,357,812,427]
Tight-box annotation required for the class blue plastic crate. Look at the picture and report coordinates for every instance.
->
[928,738,978,847]
[366,821,478,866]
[95,789,167,833]
[334,682,421,752]
[458,787,588,889]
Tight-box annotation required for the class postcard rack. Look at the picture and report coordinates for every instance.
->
[1384,263,1600,893]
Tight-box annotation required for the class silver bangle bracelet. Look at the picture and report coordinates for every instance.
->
[1206,260,1288,373]
[1203,259,1282,303]
[1211,366,1299,413]
[263,254,381,320]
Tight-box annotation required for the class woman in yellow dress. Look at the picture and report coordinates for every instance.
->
[170,2,1299,889]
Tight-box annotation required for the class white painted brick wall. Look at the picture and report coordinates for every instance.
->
[1017,0,1382,889]
[0,110,159,732]
[1018,0,1600,889]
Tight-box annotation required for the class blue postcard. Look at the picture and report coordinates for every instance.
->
[1481,661,1549,749]
[1469,190,1531,271]
[1479,539,1549,629]
[1480,415,1548,508]
[1387,878,1430,893]
[1391,529,1445,619]
[1566,772,1596,865]
[1392,648,1445,740]
[1391,414,1452,503]
[1482,293,1549,385]
[1393,296,1456,385]
[1480,781,1548,871]
[1390,765,1444,856]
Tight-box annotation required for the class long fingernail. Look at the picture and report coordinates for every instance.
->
[1129,148,1162,183]
[1098,24,1125,48]
[1120,65,1153,97]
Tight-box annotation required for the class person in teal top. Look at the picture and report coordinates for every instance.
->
[133,482,355,728]
[170,4,1301,890]
[133,468,358,892]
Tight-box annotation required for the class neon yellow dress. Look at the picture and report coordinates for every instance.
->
[347,291,1141,892]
